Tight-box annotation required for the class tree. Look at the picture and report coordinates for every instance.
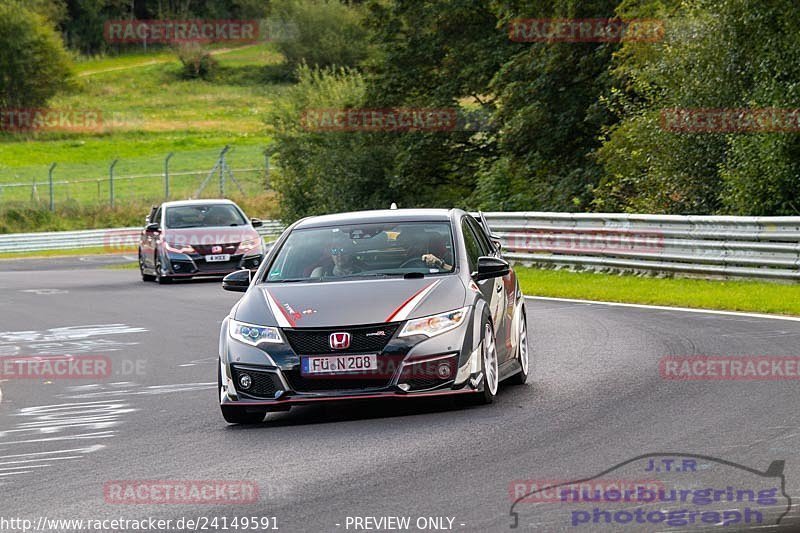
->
[0,2,73,109]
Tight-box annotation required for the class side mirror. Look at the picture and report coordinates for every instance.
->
[251,218,263,228]
[222,269,251,292]
[145,223,160,233]
[473,256,510,281]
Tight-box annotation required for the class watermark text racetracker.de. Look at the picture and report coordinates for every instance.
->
[0,355,144,379]
[104,480,259,504]
[0,109,102,133]
[503,228,664,255]
[0,516,279,532]
[660,356,800,380]
[508,18,664,42]
[104,20,260,44]
[660,108,800,133]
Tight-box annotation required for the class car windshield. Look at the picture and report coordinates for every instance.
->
[165,204,247,229]
[265,221,456,282]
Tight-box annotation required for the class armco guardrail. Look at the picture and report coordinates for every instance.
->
[483,212,800,281]
[0,220,285,254]
[2,213,798,281]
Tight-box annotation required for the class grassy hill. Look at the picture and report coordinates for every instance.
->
[0,43,287,228]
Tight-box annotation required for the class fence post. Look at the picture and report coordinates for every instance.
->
[164,152,174,199]
[219,145,231,197]
[48,163,56,211]
[109,159,119,208]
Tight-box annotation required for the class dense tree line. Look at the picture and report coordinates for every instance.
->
[3,0,798,217]
[267,0,800,219]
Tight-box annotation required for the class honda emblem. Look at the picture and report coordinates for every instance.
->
[212,245,222,253]
[329,332,351,350]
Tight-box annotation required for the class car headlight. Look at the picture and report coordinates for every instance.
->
[164,242,195,254]
[229,319,282,346]
[398,307,469,338]
[237,238,263,256]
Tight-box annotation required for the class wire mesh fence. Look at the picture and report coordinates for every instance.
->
[0,145,271,209]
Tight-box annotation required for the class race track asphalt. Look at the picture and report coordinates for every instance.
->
[1,256,798,532]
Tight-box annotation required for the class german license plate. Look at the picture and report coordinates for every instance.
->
[206,254,230,262]
[302,354,378,374]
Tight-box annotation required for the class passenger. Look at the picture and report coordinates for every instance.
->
[310,241,363,278]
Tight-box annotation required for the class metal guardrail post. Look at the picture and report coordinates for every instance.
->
[48,163,56,211]
[109,159,119,208]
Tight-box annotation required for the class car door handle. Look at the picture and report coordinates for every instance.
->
[495,283,502,293]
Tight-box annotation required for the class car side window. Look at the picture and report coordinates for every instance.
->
[461,218,481,273]
[467,216,493,256]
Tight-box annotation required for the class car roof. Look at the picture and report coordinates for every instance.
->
[161,199,237,209]
[294,209,456,229]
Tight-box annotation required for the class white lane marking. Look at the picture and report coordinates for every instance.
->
[0,471,32,477]
[60,382,215,399]
[0,464,51,472]
[0,456,81,466]
[525,296,800,323]
[20,289,68,295]
[0,445,105,460]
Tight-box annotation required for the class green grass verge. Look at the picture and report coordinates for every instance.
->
[104,262,139,270]
[0,246,135,260]
[516,266,800,317]
[0,43,289,205]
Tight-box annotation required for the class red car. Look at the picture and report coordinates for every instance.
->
[138,199,265,284]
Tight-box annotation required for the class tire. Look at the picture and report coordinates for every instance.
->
[507,307,529,385]
[471,322,499,405]
[218,363,266,424]
[139,249,155,282]
[155,255,172,285]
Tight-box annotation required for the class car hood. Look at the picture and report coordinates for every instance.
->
[162,226,258,246]
[234,275,467,328]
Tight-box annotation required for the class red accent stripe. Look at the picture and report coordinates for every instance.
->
[267,290,297,328]
[384,282,432,322]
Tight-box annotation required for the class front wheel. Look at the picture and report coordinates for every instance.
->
[155,255,172,285]
[507,308,529,385]
[471,322,499,405]
[139,249,155,282]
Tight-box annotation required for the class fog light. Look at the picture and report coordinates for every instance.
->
[238,373,252,390]
[437,363,451,379]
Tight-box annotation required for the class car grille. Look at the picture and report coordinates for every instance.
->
[231,366,282,399]
[285,373,391,392]
[196,258,240,272]
[193,243,239,255]
[283,323,400,355]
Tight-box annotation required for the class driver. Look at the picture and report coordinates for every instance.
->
[310,240,362,278]
[399,227,452,270]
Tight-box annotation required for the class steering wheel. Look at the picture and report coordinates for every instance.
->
[399,257,428,269]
